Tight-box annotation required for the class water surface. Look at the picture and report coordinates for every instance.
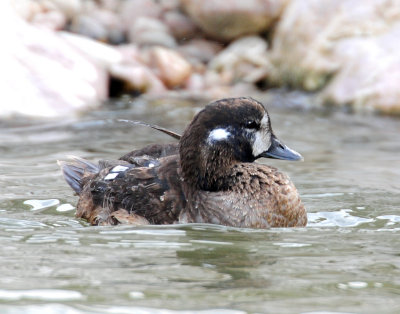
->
[0,96,399,313]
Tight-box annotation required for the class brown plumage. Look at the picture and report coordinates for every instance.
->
[59,97,307,228]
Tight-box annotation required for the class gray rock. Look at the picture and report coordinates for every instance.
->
[128,17,177,47]
[180,0,286,41]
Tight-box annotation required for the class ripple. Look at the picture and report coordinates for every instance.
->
[307,209,374,227]
[56,203,75,212]
[302,312,355,314]
[81,306,245,314]
[302,192,345,198]
[100,227,186,236]
[0,289,84,301]
[376,215,400,226]
[337,281,370,289]
[273,242,311,248]
[90,240,191,249]
[23,199,60,211]
[25,230,80,245]
[0,304,82,314]
[0,218,46,231]
[190,240,233,245]
[129,291,145,299]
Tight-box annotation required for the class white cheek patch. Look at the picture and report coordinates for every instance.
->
[252,115,271,157]
[207,128,231,143]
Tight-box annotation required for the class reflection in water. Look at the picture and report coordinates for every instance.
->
[177,227,278,289]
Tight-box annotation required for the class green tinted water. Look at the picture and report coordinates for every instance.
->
[0,97,399,313]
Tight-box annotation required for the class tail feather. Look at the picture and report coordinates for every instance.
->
[58,156,99,194]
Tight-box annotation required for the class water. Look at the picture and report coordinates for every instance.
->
[0,96,399,314]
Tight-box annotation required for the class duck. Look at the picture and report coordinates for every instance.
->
[59,97,307,228]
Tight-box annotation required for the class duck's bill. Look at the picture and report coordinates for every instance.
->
[260,135,303,161]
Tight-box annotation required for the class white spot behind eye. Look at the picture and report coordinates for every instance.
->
[208,128,231,143]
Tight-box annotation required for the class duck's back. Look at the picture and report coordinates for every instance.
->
[60,143,185,225]
[119,143,178,162]
[79,155,184,225]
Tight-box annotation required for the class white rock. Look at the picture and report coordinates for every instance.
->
[0,1,112,117]
[129,16,176,47]
[208,36,270,85]
[270,0,400,114]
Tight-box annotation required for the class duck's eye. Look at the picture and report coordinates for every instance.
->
[245,120,260,129]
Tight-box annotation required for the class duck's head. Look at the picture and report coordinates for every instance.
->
[179,97,302,191]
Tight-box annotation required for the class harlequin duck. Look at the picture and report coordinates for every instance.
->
[59,97,307,228]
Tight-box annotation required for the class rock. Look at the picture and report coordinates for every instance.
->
[180,0,287,41]
[208,36,270,85]
[178,39,222,66]
[14,0,82,30]
[270,0,400,113]
[110,45,192,92]
[31,8,67,30]
[162,10,199,40]
[184,72,205,92]
[101,0,121,11]
[13,0,71,30]
[70,14,108,41]
[110,63,167,94]
[119,0,161,31]
[0,1,116,118]
[12,0,42,21]
[149,46,192,88]
[41,0,82,19]
[59,31,123,67]
[128,17,177,47]
[70,9,125,44]
[158,0,180,11]
[109,45,167,94]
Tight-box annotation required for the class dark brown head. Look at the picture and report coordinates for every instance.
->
[179,97,302,191]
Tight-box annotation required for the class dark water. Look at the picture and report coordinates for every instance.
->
[0,96,399,314]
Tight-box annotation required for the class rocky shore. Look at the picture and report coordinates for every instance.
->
[4,0,400,117]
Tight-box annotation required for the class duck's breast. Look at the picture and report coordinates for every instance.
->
[179,163,306,228]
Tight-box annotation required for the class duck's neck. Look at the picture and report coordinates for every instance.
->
[179,140,239,192]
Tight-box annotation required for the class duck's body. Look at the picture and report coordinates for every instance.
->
[60,97,307,228]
